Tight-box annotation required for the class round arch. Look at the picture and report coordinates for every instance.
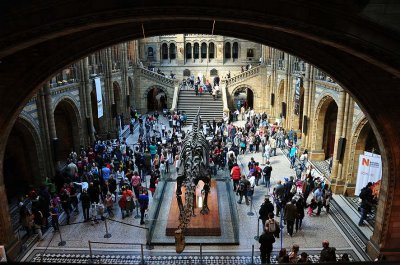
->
[144,85,169,112]
[1,1,400,259]
[231,85,255,110]
[112,81,122,117]
[4,117,43,200]
[313,95,338,160]
[53,97,82,161]
[348,118,381,195]
[277,79,285,117]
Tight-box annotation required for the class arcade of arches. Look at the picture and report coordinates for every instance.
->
[1,0,400,261]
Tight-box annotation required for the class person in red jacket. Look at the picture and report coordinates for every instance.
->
[231,163,241,192]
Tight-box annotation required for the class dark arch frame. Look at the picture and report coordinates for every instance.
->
[0,1,400,259]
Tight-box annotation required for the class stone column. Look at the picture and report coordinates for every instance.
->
[80,57,95,142]
[36,88,54,176]
[0,184,18,258]
[120,43,129,114]
[43,82,59,166]
[102,48,114,132]
[330,89,346,192]
[302,63,310,148]
[270,48,277,118]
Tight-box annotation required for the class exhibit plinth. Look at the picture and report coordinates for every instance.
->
[166,179,221,236]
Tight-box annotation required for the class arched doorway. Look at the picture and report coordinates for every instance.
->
[298,87,304,130]
[352,121,381,179]
[3,118,41,200]
[314,96,338,160]
[277,80,285,118]
[322,100,338,159]
[54,99,80,161]
[112,81,122,117]
[147,87,167,111]
[233,86,254,110]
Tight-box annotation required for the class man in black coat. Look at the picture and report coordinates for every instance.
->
[259,231,275,264]
[259,197,274,227]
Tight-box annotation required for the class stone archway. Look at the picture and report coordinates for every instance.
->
[112,81,122,117]
[1,1,400,259]
[232,85,255,110]
[313,95,338,160]
[277,80,285,118]
[348,118,381,194]
[53,98,82,162]
[3,117,42,200]
[146,86,168,111]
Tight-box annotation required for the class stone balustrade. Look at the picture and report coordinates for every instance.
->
[223,65,261,86]
[139,67,176,86]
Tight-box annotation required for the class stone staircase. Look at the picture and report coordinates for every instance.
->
[177,90,223,123]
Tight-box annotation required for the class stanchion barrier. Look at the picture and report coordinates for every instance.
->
[247,195,255,216]
[58,227,66,246]
[200,243,203,265]
[104,217,112,238]
[88,241,93,264]
[254,218,260,240]
[140,244,145,265]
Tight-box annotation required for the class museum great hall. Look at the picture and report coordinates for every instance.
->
[1,1,400,264]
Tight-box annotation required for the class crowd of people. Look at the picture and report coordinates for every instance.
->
[15,102,377,262]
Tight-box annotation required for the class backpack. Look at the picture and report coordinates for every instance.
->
[266,219,276,233]
[359,187,368,200]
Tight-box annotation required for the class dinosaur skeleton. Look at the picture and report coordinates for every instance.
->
[175,109,211,253]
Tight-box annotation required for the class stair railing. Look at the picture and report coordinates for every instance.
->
[221,84,230,117]
[139,67,175,86]
[222,65,261,86]
[170,85,180,112]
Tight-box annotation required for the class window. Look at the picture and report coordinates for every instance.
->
[169,43,176,59]
[201,42,207,59]
[147,47,154,58]
[225,42,231,59]
[194,43,199,59]
[186,43,192,59]
[233,42,239,59]
[247,48,254,58]
[162,43,168,59]
[209,42,215,59]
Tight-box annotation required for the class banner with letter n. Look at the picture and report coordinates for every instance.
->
[94,77,103,118]
[355,152,382,195]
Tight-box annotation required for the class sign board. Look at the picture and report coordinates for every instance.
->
[94,77,103,118]
[355,152,382,195]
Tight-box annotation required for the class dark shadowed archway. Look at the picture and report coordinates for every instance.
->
[1,0,400,260]
[3,118,42,201]
[53,98,81,161]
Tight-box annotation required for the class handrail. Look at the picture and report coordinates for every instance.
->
[170,85,180,112]
[222,65,261,86]
[221,84,229,115]
[139,67,175,86]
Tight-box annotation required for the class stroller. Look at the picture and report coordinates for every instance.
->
[90,202,105,225]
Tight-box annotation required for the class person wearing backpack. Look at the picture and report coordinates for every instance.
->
[259,197,274,227]
[264,212,280,238]
[259,229,275,264]
[284,199,298,237]
[237,175,250,205]
[262,161,273,189]
[319,240,337,262]
[358,182,373,226]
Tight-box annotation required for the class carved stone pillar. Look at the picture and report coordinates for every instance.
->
[80,57,95,142]
[330,90,346,192]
